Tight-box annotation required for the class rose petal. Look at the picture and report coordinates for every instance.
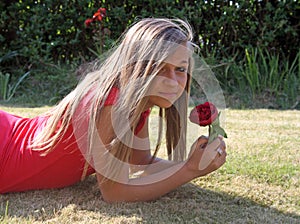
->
[189,107,199,124]
[189,102,218,126]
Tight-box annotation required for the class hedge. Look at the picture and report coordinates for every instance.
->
[1,0,299,67]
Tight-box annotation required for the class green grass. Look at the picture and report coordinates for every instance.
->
[0,106,299,223]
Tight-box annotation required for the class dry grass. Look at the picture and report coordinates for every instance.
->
[0,106,299,223]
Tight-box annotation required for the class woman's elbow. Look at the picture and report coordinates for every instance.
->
[98,184,121,203]
[98,180,133,203]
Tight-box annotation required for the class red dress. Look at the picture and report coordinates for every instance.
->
[0,88,150,193]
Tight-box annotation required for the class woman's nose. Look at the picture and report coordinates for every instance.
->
[162,69,178,86]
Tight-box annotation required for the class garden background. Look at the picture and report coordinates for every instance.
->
[0,0,299,223]
[1,0,299,108]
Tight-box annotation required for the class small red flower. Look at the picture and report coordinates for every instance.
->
[85,7,107,27]
[99,8,106,16]
[93,7,106,22]
[85,18,93,27]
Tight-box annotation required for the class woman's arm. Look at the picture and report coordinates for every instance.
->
[129,112,178,176]
[97,160,198,202]
[97,138,226,202]
[96,106,226,202]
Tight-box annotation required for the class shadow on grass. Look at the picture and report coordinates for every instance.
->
[1,175,299,223]
[224,92,300,110]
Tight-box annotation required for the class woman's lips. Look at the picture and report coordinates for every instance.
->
[158,92,178,99]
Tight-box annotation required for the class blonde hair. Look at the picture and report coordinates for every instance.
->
[32,18,195,181]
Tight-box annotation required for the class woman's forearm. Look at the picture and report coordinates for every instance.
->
[97,162,199,203]
[97,137,227,202]
[130,157,177,177]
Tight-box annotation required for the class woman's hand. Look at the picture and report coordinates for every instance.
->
[186,136,227,177]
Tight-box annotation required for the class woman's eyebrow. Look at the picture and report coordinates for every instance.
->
[180,60,189,64]
[164,59,189,65]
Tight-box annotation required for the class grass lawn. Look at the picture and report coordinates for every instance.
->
[0,105,299,223]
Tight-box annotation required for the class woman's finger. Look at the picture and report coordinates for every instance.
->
[197,135,208,149]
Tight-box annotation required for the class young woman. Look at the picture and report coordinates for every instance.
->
[0,18,226,202]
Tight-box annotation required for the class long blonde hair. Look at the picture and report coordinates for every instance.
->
[32,18,195,180]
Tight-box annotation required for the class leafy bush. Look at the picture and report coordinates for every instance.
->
[1,1,298,65]
[0,71,30,101]
[214,48,300,109]
[0,0,299,108]
[0,51,30,101]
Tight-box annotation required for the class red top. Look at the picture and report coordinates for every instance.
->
[0,88,150,193]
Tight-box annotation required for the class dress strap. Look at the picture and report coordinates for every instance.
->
[104,87,151,135]
[134,109,151,135]
[104,87,119,106]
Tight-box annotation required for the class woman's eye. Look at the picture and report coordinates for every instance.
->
[177,67,187,73]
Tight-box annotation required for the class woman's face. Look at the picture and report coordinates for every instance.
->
[147,43,190,109]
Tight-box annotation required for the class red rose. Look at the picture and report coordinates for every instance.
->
[189,102,227,144]
[189,102,218,126]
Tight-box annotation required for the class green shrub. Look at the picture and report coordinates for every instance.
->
[0,51,31,101]
[1,1,298,65]
[0,1,299,108]
[0,71,30,101]
[212,48,300,109]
